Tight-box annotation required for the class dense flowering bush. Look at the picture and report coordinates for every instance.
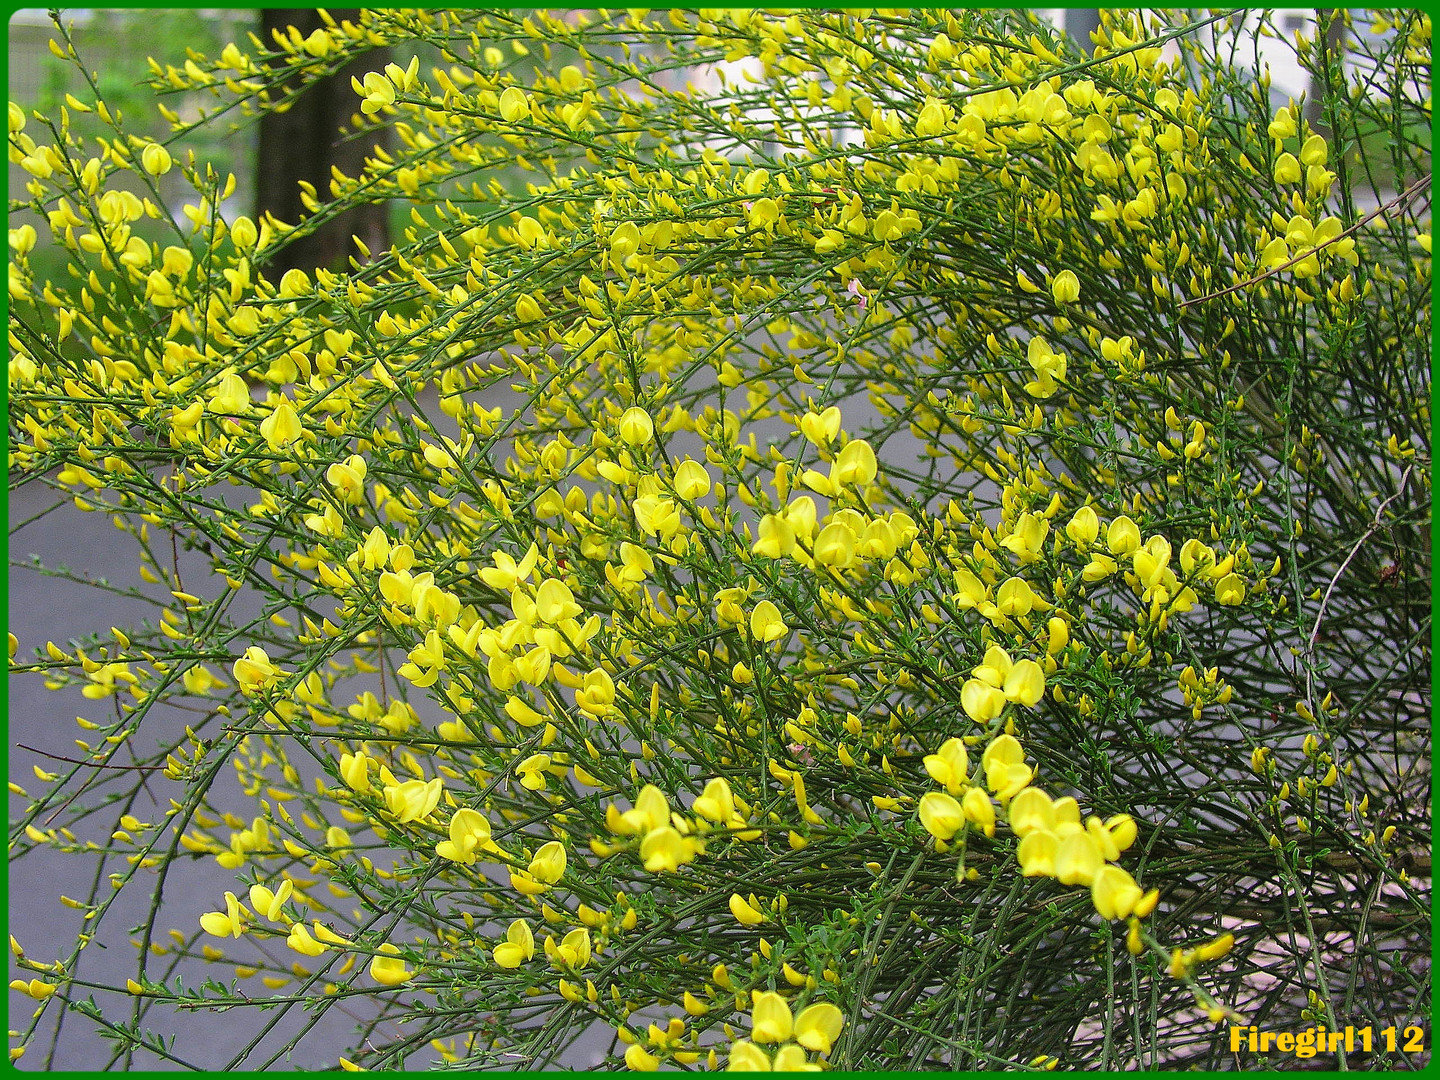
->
[8,7,1430,1071]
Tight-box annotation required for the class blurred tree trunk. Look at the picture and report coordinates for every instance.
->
[255,10,391,274]
[1304,9,1347,134]
[1064,8,1101,53]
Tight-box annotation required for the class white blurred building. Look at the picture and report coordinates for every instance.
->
[1034,8,1318,103]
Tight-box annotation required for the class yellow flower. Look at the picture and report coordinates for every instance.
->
[1273,151,1302,185]
[960,678,1006,722]
[199,891,245,938]
[140,142,172,176]
[436,807,493,864]
[1267,106,1297,140]
[248,879,293,921]
[326,454,368,504]
[286,923,328,957]
[1002,659,1046,706]
[692,777,736,822]
[980,735,1028,793]
[1046,617,1069,655]
[230,215,258,249]
[382,777,443,823]
[922,737,969,795]
[672,459,711,500]
[618,406,655,446]
[751,991,793,1042]
[1213,573,1246,605]
[232,646,283,695]
[1194,932,1234,961]
[639,826,696,873]
[1050,270,1080,304]
[973,645,1012,687]
[747,197,781,230]
[1053,832,1103,886]
[534,578,582,623]
[576,667,616,716]
[1024,336,1067,398]
[829,438,878,487]
[1065,505,1100,547]
[515,293,543,323]
[812,522,857,568]
[260,401,302,450]
[609,784,671,835]
[277,268,310,300]
[1090,865,1143,920]
[785,497,819,540]
[499,85,530,122]
[1008,787,1054,837]
[352,71,396,114]
[961,787,995,837]
[798,406,841,444]
[1105,515,1141,556]
[915,97,948,137]
[1259,236,1290,270]
[504,741,554,787]
[480,545,538,590]
[1299,133,1328,167]
[633,494,681,538]
[339,750,372,793]
[10,978,55,1001]
[794,1001,844,1053]
[527,841,567,885]
[493,919,535,968]
[544,927,592,969]
[725,1048,817,1077]
[753,514,798,558]
[625,1044,661,1071]
[1105,814,1138,853]
[995,576,1043,616]
[749,600,788,643]
[368,943,413,986]
[918,791,965,841]
[1000,512,1049,562]
[726,1041,770,1071]
[210,371,251,414]
[1017,829,1058,877]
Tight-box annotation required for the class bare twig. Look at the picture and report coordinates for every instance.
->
[1307,464,1415,653]
[19,743,166,772]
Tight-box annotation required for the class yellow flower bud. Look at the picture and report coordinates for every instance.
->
[728,893,765,927]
